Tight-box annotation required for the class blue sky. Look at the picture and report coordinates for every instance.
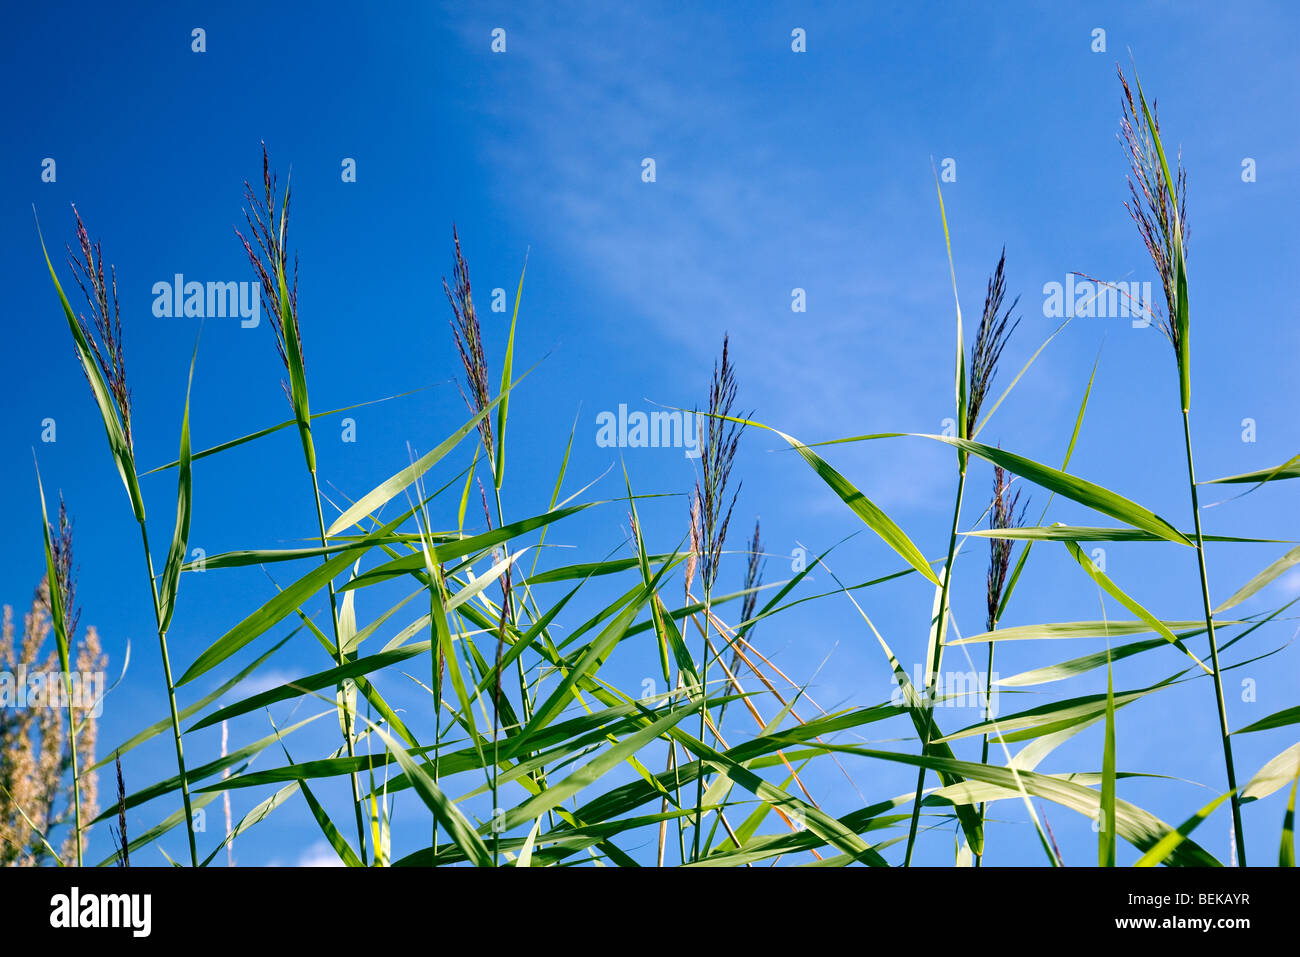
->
[3,1,1299,866]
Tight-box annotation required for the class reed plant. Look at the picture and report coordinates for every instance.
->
[15,69,1299,869]
[1116,66,1247,863]
[36,209,200,866]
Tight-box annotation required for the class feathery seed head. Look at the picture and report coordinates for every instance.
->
[697,335,745,592]
[986,463,1027,630]
[1117,66,1188,357]
[66,208,132,451]
[967,249,1020,439]
[235,143,304,404]
[684,490,701,600]
[445,225,495,461]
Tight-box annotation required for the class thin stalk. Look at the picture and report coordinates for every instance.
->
[493,487,532,726]
[1181,409,1247,864]
[489,486,522,869]
[976,636,995,868]
[309,469,369,865]
[491,608,502,868]
[59,672,82,866]
[433,625,442,861]
[691,591,713,862]
[137,521,198,867]
[903,463,967,866]
[432,567,443,861]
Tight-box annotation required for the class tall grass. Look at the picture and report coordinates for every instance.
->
[36,209,201,867]
[236,149,369,861]
[1117,66,1246,862]
[17,69,1299,869]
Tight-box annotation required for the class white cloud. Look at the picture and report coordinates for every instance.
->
[294,840,346,868]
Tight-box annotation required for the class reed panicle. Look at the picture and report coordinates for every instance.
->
[46,498,80,647]
[985,464,1025,633]
[967,249,1020,439]
[110,753,129,867]
[733,519,765,675]
[684,492,701,602]
[445,225,495,462]
[67,208,133,451]
[697,335,743,591]
[977,463,1025,866]
[235,143,303,403]
[1118,67,1188,358]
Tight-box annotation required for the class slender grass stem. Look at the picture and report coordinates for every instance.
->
[1181,410,1247,865]
[60,672,82,866]
[489,487,520,869]
[691,593,713,862]
[137,521,198,867]
[904,464,967,866]
[309,469,369,865]
[976,636,995,868]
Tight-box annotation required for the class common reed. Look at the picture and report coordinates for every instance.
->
[41,209,199,865]
[690,334,744,861]
[904,248,1019,865]
[22,71,1292,870]
[442,228,533,866]
[236,146,369,862]
[1117,65,1246,862]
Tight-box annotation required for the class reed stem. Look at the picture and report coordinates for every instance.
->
[309,469,370,865]
[976,637,995,867]
[60,672,83,866]
[904,463,967,866]
[691,592,713,862]
[137,520,198,867]
[1181,409,1247,865]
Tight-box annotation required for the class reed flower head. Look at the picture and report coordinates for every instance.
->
[985,463,1026,630]
[696,335,745,592]
[445,225,495,462]
[967,249,1020,439]
[110,753,129,867]
[1117,66,1188,356]
[67,207,132,451]
[684,490,701,600]
[730,518,766,676]
[46,496,81,645]
[740,518,765,629]
[0,580,105,866]
[235,143,303,403]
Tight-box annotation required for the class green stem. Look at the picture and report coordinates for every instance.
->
[60,671,82,866]
[691,591,713,862]
[137,521,198,867]
[488,484,544,866]
[1181,409,1247,865]
[903,463,967,866]
[976,635,995,868]
[309,469,369,866]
